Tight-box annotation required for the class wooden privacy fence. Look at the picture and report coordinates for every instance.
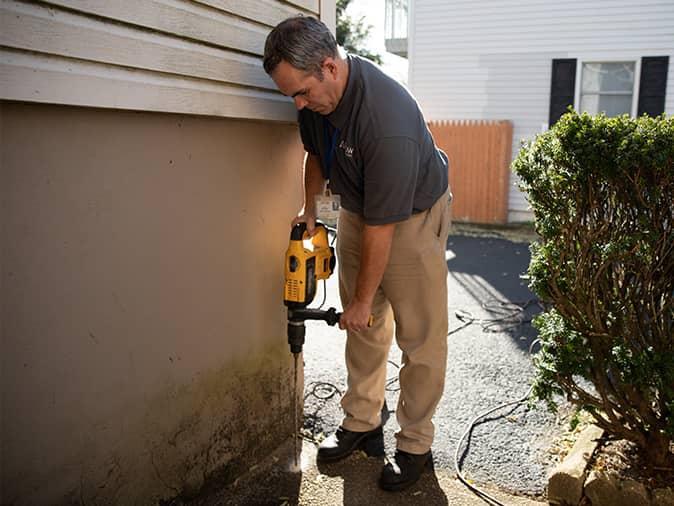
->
[429,120,513,224]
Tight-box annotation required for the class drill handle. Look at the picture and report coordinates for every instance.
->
[288,308,374,327]
[288,307,340,326]
[327,311,375,328]
[331,313,375,327]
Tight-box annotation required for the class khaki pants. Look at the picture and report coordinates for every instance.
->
[337,188,451,454]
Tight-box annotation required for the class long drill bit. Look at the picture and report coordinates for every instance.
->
[293,352,299,468]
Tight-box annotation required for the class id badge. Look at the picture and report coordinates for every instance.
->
[315,189,341,226]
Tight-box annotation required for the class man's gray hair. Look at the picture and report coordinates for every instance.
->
[263,16,338,77]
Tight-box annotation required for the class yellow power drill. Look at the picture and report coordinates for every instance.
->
[283,220,374,356]
[283,221,339,355]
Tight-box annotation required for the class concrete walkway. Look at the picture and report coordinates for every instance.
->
[192,439,546,505]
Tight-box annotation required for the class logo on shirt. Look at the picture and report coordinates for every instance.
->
[339,140,354,158]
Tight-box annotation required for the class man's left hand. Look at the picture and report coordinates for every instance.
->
[339,299,372,333]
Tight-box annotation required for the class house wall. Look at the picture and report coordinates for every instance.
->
[0,0,330,121]
[1,0,337,503]
[1,102,304,504]
[409,0,674,222]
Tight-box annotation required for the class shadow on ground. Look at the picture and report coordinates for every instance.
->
[317,453,449,506]
[189,438,544,506]
[445,234,542,352]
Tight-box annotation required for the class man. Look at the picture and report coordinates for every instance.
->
[264,16,451,492]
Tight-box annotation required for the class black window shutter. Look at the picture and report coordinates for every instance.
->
[549,59,577,126]
[637,56,669,117]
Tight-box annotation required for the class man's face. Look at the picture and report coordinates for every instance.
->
[271,59,340,115]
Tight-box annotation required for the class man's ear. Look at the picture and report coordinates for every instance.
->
[322,57,339,79]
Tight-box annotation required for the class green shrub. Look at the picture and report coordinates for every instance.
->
[513,111,674,467]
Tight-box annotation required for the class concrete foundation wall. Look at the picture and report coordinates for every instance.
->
[0,102,304,505]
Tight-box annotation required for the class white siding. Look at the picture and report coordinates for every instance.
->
[409,0,674,222]
[0,0,329,122]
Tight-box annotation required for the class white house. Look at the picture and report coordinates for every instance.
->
[404,0,674,222]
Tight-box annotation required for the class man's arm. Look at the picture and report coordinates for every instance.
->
[339,222,396,332]
[293,152,325,235]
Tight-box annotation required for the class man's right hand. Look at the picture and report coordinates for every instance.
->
[292,213,317,236]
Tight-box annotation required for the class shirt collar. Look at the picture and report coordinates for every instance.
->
[326,55,356,130]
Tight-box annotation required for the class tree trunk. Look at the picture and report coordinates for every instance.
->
[644,431,673,468]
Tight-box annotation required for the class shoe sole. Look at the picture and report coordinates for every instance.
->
[316,430,385,463]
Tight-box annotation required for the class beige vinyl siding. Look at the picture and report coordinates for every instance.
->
[0,0,327,122]
[286,0,320,11]
[409,0,674,222]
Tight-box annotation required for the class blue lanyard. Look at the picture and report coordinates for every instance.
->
[322,118,340,180]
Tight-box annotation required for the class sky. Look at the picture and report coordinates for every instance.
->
[343,0,409,84]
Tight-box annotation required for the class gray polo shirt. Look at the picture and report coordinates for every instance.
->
[299,54,449,225]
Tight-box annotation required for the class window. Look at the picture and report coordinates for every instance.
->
[550,56,668,126]
[385,0,408,40]
[579,62,636,117]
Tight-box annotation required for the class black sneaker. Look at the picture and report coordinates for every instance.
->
[379,449,432,491]
[317,426,384,463]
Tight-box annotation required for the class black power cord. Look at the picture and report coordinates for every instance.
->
[453,337,542,506]
[450,298,541,335]
[302,381,343,443]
